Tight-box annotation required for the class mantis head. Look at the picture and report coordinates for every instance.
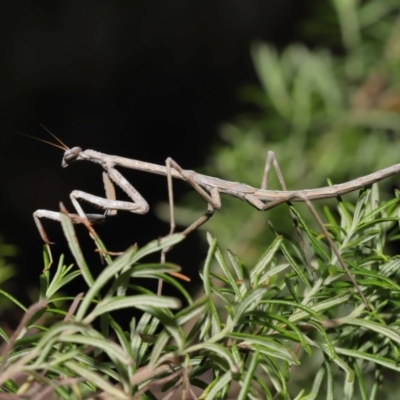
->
[62,147,83,167]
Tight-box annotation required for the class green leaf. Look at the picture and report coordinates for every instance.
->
[290,293,352,323]
[343,230,380,249]
[341,318,400,345]
[250,236,283,283]
[349,189,370,231]
[289,205,331,263]
[227,250,244,282]
[175,296,209,326]
[149,331,170,367]
[64,360,131,398]
[232,287,268,325]
[360,197,400,225]
[58,334,133,365]
[237,350,260,400]
[201,343,240,374]
[269,222,311,287]
[305,366,325,400]
[213,244,241,298]
[354,361,368,400]
[76,234,184,320]
[325,359,334,400]
[204,233,222,336]
[228,332,299,363]
[84,295,181,323]
[202,370,232,400]
[60,209,94,287]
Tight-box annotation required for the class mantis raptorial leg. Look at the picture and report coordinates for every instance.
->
[23,127,400,308]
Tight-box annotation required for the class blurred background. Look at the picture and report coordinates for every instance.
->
[2,0,400,328]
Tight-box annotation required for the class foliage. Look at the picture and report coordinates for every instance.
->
[1,183,400,399]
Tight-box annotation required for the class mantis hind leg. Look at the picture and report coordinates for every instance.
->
[259,150,313,274]
[246,150,369,309]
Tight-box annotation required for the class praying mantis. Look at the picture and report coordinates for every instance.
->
[24,126,400,308]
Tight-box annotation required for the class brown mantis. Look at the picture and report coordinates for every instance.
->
[24,127,400,308]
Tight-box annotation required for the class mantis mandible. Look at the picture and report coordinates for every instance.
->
[25,126,400,308]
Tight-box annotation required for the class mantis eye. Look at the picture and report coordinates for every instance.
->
[62,147,82,167]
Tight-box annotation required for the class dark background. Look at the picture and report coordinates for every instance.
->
[0,0,309,299]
